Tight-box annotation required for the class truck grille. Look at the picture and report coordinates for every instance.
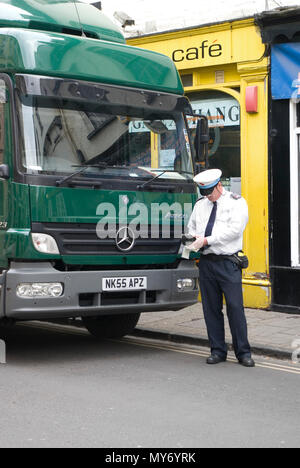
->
[31,223,181,256]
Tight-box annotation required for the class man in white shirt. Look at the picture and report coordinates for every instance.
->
[188,169,255,367]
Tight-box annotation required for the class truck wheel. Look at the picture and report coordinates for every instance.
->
[0,318,15,329]
[82,313,140,339]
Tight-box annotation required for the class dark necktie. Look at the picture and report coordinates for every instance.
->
[205,202,217,238]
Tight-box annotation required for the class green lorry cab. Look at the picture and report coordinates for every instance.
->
[0,0,200,339]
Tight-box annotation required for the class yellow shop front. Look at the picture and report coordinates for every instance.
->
[128,18,270,309]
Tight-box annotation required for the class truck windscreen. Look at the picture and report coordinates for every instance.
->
[15,75,194,184]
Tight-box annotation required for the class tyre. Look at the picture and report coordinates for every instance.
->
[0,319,15,340]
[0,318,15,329]
[82,313,140,339]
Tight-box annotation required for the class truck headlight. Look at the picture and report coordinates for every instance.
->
[31,233,60,255]
[16,283,64,298]
[177,278,196,292]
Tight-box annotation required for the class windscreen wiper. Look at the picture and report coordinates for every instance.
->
[137,171,167,189]
[137,170,193,190]
[56,164,107,187]
[56,163,131,187]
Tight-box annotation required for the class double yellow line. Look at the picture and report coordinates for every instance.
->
[121,337,300,376]
[20,322,300,375]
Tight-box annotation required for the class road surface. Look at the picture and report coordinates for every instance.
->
[0,322,299,448]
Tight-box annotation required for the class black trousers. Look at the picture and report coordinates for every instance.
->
[198,256,251,360]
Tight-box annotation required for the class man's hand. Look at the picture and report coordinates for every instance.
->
[189,236,207,252]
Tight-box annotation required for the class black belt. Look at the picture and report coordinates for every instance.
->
[202,252,249,269]
[203,253,236,261]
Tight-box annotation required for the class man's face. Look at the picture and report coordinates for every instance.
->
[206,183,222,202]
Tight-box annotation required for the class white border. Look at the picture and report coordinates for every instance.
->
[290,100,300,267]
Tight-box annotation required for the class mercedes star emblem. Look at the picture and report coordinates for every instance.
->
[116,226,136,252]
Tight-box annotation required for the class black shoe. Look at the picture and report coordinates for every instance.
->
[238,357,255,368]
[206,354,227,365]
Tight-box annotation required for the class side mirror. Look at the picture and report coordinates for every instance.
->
[194,116,209,168]
[0,164,10,180]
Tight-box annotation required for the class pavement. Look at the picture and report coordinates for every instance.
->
[133,303,300,360]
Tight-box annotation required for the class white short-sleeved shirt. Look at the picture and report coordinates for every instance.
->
[187,188,248,256]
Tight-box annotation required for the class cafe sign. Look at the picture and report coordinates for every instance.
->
[164,30,232,70]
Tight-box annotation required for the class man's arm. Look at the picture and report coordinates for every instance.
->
[187,207,197,238]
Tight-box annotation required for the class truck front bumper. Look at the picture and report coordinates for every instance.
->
[1,261,199,320]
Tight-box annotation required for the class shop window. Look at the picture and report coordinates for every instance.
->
[290,100,300,266]
[188,90,241,193]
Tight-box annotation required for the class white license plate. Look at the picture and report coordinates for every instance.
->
[102,277,147,292]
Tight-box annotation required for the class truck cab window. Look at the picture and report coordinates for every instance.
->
[16,91,194,183]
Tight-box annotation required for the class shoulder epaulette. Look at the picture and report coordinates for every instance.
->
[231,193,242,200]
[196,197,205,203]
